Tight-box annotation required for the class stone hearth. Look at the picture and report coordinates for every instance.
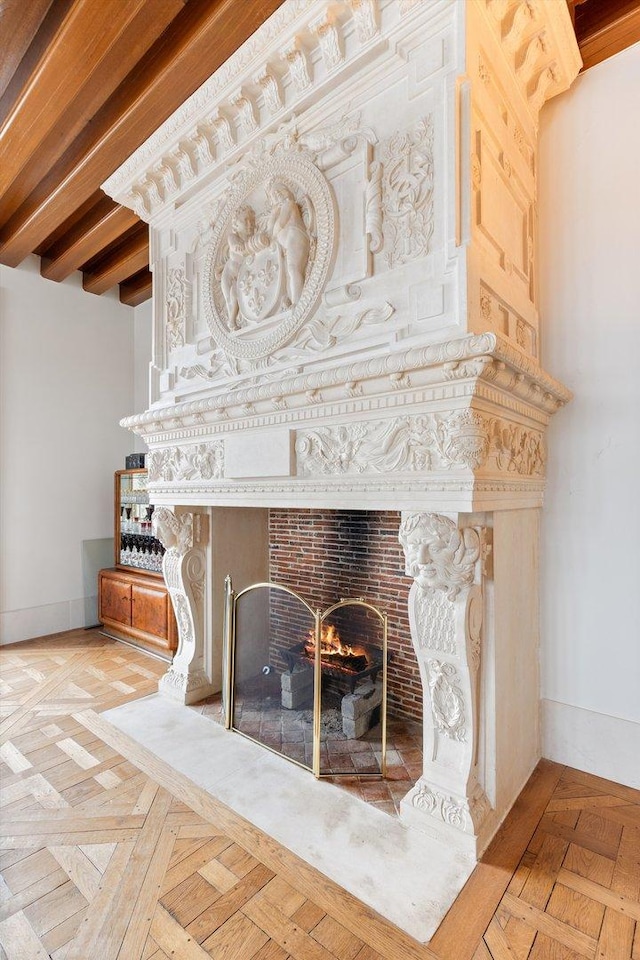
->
[103,0,582,913]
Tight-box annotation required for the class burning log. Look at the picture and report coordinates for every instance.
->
[303,625,370,673]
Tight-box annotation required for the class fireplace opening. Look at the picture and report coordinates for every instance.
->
[269,509,422,723]
[224,581,389,778]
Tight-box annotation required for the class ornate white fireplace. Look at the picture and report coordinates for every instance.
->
[104,0,580,861]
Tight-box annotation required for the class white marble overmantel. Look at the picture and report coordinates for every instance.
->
[105,0,581,868]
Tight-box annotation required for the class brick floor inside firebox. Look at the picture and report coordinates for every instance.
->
[189,692,423,816]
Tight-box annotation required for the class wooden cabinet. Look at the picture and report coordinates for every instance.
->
[98,469,177,659]
[99,568,178,657]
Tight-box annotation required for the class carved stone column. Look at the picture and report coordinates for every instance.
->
[153,507,215,705]
[398,512,492,856]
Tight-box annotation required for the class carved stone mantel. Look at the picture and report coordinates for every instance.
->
[152,508,214,705]
[107,0,581,860]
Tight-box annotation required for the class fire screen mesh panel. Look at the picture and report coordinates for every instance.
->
[223,578,387,778]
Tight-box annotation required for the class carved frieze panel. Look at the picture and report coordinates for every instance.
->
[296,413,545,480]
[148,442,224,483]
[203,151,335,360]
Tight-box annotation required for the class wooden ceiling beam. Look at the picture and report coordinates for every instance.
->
[0,0,185,226]
[0,0,284,269]
[0,0,57,105]
[574,0,640,70]
[119,268,153,307]
[0,0,147,201]
[82,226,148,295]
[40,199,140,282]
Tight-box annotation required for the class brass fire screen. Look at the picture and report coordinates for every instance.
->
[223,577,388,779]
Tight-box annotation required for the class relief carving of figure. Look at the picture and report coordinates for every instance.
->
[221,205,257,330]
[266,180,311,307]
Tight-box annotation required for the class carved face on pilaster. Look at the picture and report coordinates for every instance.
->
[399,513,480,599]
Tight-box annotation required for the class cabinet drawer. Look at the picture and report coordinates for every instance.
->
[100,576,132,625]
[131,582,168,640]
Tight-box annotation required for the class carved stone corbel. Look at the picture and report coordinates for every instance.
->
[398,512,492,854]
[153,508,214,705]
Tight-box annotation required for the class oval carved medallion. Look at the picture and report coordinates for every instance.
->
[203,153,336,360]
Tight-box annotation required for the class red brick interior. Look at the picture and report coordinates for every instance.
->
[268,509,422,722]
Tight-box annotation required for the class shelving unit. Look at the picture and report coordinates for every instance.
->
[98,468,177,659]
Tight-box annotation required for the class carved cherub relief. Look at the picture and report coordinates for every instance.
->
[217,179,313,332]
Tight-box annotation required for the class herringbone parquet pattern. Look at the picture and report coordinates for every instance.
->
[0,630,638,960]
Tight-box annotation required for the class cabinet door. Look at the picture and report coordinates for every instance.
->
[131,582,168,640]
[100,576,132,625]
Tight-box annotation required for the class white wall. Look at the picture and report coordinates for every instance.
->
[0,257,137,643]
[539,43,640,787]
[133,298,152,454]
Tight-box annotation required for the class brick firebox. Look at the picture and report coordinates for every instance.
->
[268,509,421,723]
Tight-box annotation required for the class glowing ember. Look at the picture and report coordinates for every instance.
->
[303,625,370,671]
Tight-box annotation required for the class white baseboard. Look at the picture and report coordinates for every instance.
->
[542,698,640,789]
[0,596,98,645]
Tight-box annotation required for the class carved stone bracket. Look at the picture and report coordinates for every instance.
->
[398,512,492,854]
[153,508,214,705]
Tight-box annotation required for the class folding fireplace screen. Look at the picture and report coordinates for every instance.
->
[223,576,388,779]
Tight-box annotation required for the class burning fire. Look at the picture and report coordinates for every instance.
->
[303,624,369,666]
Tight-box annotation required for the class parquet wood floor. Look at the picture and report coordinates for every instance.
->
[1,630,638,960]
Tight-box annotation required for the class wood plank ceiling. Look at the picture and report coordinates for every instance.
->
[0,0,285,306]
[0,0,638,308]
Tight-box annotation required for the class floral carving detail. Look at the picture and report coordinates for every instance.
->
[380,117,434,267]
[173,594,194,644]
[166,268,190,351]
[412,783,469,829]
[427,659,466,741]
[148,443,224,482]
[399,513,480,599]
